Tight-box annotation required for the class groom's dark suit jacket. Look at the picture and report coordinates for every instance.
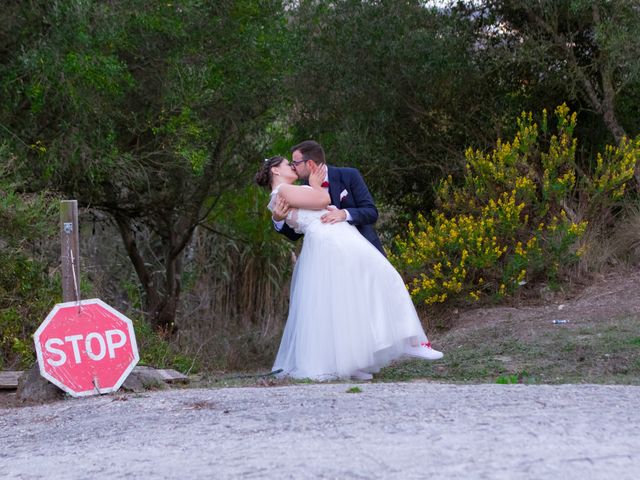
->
[278,165,385,255]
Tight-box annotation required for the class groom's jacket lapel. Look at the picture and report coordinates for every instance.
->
[328,166,342,206]
[325,165,385,255]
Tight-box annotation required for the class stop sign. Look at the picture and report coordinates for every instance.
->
[34,298,139,397]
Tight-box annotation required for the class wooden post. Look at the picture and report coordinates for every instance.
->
[15,200,81,402]
[60,200,80,302]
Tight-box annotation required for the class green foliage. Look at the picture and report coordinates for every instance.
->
[0,162,56,245]
[286,0,640,220]
[346,386,362,393]
[198,184,295,297]
[480,0,640,145]
[4,0,292,194]
[0,260,57,369]
[1,0,295,330]
[389,105,639,306]
[288,0,495,215]
[495,371,535,384]
[495,374,519,384]
[133,317,200,374]
[0,147,60,368]
[210,186,283,244]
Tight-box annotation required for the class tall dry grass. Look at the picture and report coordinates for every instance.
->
[578,200,640,272]
[176,226,294,371]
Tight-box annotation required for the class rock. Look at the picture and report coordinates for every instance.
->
[16,365,65,404]
[121,366,168,393]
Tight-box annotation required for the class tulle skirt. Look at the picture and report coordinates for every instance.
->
[273,220,428,380]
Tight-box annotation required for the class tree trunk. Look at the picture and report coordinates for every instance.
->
[149,241,184,333]
[114,213,166,330]
[600,95,626,145]
[111,132,229,333]
[592,3,627,145]
[527,3,628,144]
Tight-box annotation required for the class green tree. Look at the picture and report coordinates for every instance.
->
[286,0,640,217]
[1,0,292,331]
[476,0,640,147]
[287,0,504,215]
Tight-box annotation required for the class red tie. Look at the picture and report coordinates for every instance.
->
[321,181,329,188]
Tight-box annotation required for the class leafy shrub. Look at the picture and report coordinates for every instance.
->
[389,105,639,306]
[133,317,200,374]
[0,153,60,368]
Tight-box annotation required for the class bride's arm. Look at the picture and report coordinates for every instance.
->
[277,184,329,209]
[277,164,329,209]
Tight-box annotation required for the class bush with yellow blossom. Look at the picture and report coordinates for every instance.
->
[389,104,639,306]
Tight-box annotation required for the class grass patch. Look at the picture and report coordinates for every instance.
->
[346,386,362,393]
[134,318,201,374]
[379,314,640,384]
[496,371,536,384]
[496,374,519,384]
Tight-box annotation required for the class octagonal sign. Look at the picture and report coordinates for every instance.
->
[34,299,139,397]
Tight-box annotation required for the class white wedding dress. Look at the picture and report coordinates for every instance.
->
[270,187,430,380]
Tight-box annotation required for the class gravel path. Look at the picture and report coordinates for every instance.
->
[2,382,639,479]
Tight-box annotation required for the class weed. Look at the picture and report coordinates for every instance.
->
[496,374,519,384]
[496,371,535,384]
[134,318,200,374]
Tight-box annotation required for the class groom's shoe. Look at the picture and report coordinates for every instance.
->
[404,342,444,361]
[351,370,373,381]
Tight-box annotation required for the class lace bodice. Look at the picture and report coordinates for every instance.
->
[268,187,329,234]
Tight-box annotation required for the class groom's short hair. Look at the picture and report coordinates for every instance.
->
[291,140,325,165]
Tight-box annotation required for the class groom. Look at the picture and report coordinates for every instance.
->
[272,140,385,255]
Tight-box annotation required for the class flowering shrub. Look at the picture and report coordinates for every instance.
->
[389,105,639,306]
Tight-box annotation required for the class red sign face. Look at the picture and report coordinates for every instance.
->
[34,299,140,397]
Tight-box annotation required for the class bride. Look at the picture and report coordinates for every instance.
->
[255,156,443,381]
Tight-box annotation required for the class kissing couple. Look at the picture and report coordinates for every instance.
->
[255,140,443,381]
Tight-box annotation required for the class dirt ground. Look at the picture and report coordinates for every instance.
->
[447,268,640,332]
[377,267,640,384]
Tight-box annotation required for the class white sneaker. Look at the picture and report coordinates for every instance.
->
[404,342,444,360]
[351,370,373,381]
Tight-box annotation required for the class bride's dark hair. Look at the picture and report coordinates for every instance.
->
[255,156,286,188]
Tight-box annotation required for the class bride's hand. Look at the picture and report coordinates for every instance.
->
[309,163,326,188]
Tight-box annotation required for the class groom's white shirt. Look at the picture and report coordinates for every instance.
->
[273,174,352,230]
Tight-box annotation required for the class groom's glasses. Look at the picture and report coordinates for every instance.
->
[290,159,308,169]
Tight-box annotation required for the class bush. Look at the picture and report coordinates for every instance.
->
[0,150,60,368]
[133,318,200,374]
[389,105,639,306]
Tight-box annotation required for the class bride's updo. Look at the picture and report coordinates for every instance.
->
[255,156,286,188]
